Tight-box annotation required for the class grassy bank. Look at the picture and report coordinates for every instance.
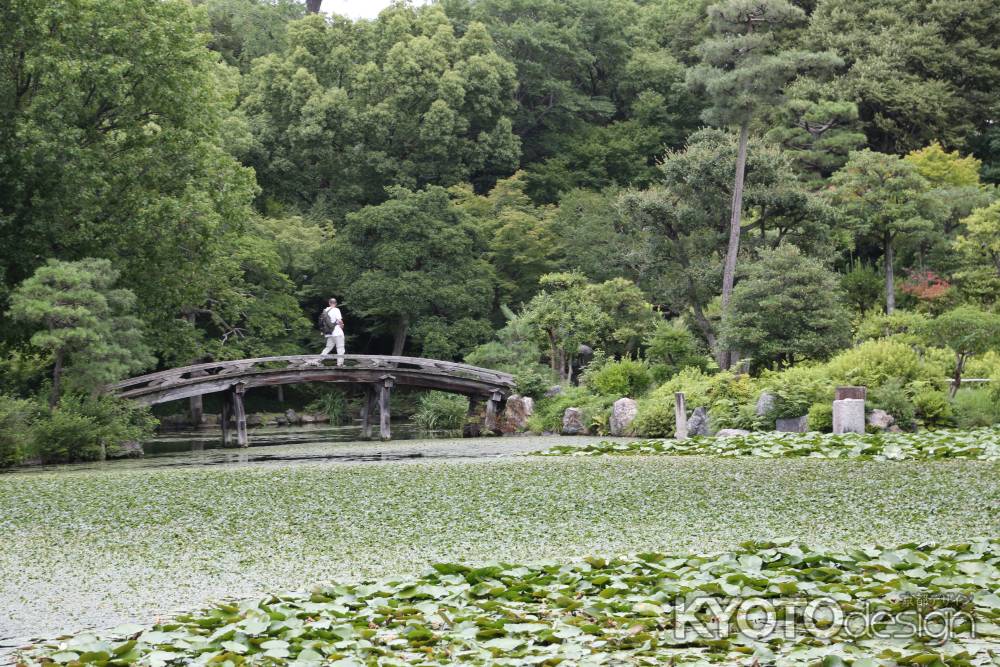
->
[1,448,997,644]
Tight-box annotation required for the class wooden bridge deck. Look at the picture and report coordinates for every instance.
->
[110,355,516,444]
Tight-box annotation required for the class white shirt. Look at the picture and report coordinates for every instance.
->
[324,306,344,337]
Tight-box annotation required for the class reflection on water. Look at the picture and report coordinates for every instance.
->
[148,422,442,454]
[8,423,476,474]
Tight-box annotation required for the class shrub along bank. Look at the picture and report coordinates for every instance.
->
[518,337,1000,438]
[0,393,154,467]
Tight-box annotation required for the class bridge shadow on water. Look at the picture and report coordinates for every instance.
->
[142,423,471,468]
[8,424,568,474]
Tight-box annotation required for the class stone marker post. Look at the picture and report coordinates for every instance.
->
[674,392,688,440]
[832,386,866,434]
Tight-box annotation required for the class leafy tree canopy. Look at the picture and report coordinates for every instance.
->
[827,150,940,313]
[0,0,260,362]
[315,186,496,359]
[7,259,153,406]
[807,0,1000,154]
[241,6,520,218]
[920,306,1000,397]
[719,245,851,369]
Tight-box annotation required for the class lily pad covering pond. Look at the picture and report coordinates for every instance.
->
[19,539,1000,666]
[2,436,997,662]
[533,428,1000,461]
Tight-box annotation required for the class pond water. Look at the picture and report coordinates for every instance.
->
[4,422,562,475]
[0,429,615,656]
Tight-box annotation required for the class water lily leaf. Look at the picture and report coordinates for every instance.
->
[483,637,523,651]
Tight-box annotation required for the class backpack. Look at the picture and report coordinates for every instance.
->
[318,308,334,335]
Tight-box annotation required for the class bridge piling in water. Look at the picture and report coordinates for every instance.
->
[360,385,376,439]
[484,389,503,434]
[221,394,231,446]
[463,395,481,437]
[378,375,394,441]
[233,383,249,447]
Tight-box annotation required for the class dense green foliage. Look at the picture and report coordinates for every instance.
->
[23,536,1000,665]
[719,245,851,368]
[536,427,1000,461]
[8,259,153,406]
[2,0,1000,461]
[412,391,469,431]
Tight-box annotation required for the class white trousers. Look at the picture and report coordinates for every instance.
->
[322,334,345,364]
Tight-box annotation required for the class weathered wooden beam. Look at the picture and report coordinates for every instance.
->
[360,385,376,440]
[122,368,511,407]
[233,383,249,448]
[109,354,514,395]
[379,375,394,441]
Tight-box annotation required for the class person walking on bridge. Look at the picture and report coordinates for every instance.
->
[320,298,346,365]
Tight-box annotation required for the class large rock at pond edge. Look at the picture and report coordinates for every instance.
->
[688,407,710,436]
[776,415,808,433]
[755,392,776,416]
[284,409,300,425]
[868,409,895,431]
[716,428,750,438]
[500,395,534,434]
[561,407,586,435]
[609,398,638,436]
[109,441,144,459]
[246,414,264,428]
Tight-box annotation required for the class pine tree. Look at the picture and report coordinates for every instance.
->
[828,150,937,315]
[687,0,841,366]
[7,259,153,406]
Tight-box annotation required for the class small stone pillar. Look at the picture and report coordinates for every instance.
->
[674,392,688,440]
[832,386,866,434]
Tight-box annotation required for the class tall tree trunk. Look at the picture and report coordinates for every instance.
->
[949,353,965,399]
[690,303,717,353]
[546,331,560,377]
[719,121,750,369]
[392,317,408,356]
[721,121,749,312]
[50,349,64,408]
[884,230,895,314]
[305,0,322,13]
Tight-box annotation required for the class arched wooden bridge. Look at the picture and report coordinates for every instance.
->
[110,355,515,445]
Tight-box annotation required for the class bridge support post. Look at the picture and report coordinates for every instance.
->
[378,375,394,441]
[463,395,481,438]
[189,395,204,427]
[221,394,231,447]
[360,385,376,440]
[233,383,249,447]
[484,389,503,435]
